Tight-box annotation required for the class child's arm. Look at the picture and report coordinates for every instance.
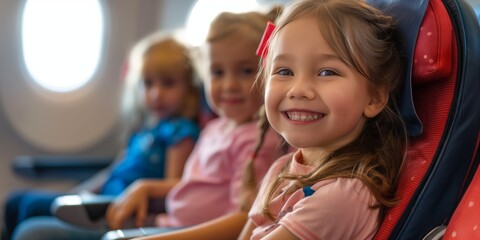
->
[106,140,194,231]
[134,211,248,240]
[238,219,299,240]
[106,137,195,230]
[106,178,178,229]
[238,219,298,240]
[238,219,255,240]
[165,138,195,179]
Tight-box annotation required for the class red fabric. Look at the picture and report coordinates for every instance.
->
[374,0,457,238]
[443,136,480,239]
[412,0,453,84]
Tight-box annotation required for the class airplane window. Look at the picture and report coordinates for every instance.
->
[22,0,103,92]
[185,0,259,47]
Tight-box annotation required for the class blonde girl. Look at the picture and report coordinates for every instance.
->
[102,34,201,196]
[239,0,408,239]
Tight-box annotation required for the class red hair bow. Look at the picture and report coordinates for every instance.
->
[256,21,276,58]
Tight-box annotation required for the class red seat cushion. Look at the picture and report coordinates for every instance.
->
[412,0,453,84]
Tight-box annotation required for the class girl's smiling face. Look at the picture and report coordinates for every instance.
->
[205,35,263,125]
[265,17,385,153]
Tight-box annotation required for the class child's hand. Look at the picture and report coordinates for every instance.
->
[106,180,150,229]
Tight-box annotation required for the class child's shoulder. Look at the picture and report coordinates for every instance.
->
[149,117,200,141]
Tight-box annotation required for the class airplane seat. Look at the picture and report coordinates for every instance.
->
[367,0,480,239]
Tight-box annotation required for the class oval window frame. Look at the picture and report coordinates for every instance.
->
[0,0,119,153]
[21,0,104,93]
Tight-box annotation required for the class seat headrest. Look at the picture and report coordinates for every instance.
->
[412,0,454,85]
[367,0,428,137]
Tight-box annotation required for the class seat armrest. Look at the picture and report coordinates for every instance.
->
[422,225,446,240]
[52,195,166,229]
[52,194,115,228]
[13,155,114,181]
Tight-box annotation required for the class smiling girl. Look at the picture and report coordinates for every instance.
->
[239,0,408,239]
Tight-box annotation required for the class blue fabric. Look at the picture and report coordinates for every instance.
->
[3,190,60,240]
[367,0,426,137]
[101,117,199,196]
[302,186,315,197]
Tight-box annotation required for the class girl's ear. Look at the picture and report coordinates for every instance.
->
[364,87,388,118]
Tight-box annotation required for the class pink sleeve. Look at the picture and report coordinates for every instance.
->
[279,179,379,240]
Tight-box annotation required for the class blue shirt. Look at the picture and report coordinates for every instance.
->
[101,117,200,196]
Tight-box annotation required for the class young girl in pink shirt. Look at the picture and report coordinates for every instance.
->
[237,0,408,239]
[135,0,406,239]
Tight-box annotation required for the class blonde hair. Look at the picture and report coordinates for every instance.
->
[193,6,283,83]
[121,32,199,144]
[207,6,283,43]
[259,0,407,222]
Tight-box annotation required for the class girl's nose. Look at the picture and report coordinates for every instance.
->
[223,74,240,91]
[149,85,163,100]
[287,76,315,100]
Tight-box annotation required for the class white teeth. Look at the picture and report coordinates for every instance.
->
[287,112,321,121]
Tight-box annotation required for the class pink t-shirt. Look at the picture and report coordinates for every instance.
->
[249,150,379,240]
[156,117,283,227]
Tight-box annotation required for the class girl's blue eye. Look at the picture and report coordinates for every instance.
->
[319,69,337,76]
[275,68,293,76]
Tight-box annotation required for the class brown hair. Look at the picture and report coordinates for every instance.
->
[121,33,199,143]
[259,0,407,222]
